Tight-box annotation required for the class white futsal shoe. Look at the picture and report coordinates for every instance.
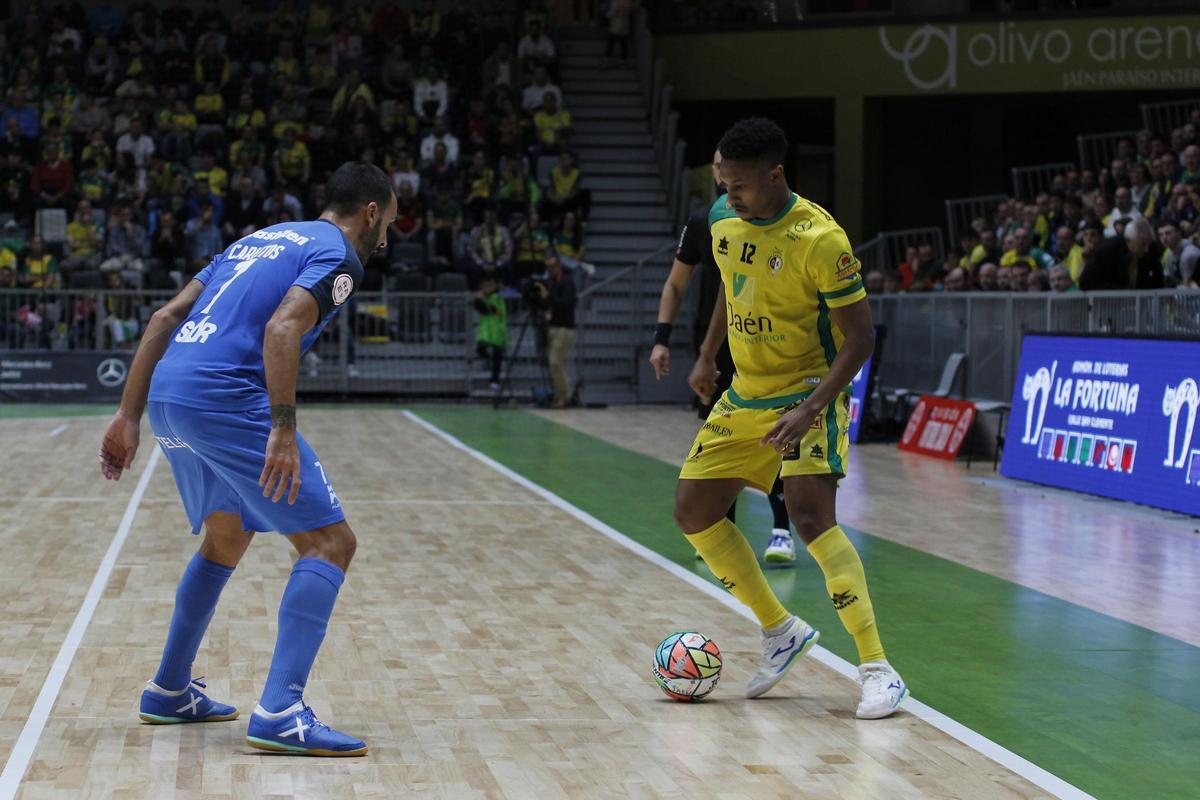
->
[856,661,909,719]
[763,529,797,563]
[745,615,819,698]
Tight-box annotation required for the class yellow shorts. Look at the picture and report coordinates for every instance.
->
[678,389,851,493]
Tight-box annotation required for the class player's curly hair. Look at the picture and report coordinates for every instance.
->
[717,117,788,167]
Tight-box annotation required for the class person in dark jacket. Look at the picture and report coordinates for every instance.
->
[1079,217,1163,291]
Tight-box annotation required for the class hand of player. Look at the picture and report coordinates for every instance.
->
[687,357,720,404]
[98,410,140,481]
[649,344,670,380]
[259,428,302,505]
[761,402,820,453]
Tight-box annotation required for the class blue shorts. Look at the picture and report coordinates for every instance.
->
[148,401,346,535]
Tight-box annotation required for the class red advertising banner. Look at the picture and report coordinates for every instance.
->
[898,396,977,460]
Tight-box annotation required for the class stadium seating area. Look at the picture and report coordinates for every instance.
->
[867,114,1200,294]
[0,0,597,311]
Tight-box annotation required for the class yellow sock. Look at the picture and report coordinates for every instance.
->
[689,518,790,630]
[807,526,886,663]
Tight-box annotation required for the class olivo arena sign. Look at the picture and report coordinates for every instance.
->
[881,20,1200,91]
[658,14,1200,99]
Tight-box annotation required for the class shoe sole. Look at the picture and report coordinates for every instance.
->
[745,627,820,699]
[855,685,910,720]
[139,710,239,725]
[763,551,796,563]
[246,736,368,757]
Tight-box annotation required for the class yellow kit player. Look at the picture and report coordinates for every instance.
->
[675,117,907,718]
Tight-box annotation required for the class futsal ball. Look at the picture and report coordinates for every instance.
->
[653,631,722,701]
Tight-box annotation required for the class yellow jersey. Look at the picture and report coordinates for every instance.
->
[708,192,866,404]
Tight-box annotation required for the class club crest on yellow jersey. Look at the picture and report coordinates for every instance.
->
[768,248,784,275]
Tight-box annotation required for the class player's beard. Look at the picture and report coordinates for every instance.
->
[355,216,385,264]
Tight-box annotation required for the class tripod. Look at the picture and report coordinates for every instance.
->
[494,307,551,408]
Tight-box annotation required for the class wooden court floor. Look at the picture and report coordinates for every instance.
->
[1,404,1194,799]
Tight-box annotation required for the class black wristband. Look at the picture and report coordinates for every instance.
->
[653,322,673,347]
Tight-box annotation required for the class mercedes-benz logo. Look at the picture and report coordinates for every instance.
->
[96,358,128,388]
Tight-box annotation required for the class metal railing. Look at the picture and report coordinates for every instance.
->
[633,4,689,236]
[1011,162,1074,200]
[1140,98,1200,137]
[868,290,1200,404]
[1076,130,1140,174]
[856,227,945,276]
[945,194,1007,246]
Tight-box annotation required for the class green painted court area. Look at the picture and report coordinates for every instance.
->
[413,406,1200,800]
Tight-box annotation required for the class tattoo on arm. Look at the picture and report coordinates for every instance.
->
[271,405,297,430]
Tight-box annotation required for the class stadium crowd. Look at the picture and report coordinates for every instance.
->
[865,116,1200,294]
[0,0,603,349]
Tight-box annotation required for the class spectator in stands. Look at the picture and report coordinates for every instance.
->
[31,143,75,210]
[483,41,519,90]
[413,63,449,123]
[463,151,497,224]
[995,264,1013,291]
[1164,182,1200,230]
[1009,262,1031,292]
[499,159,540,222]
[467,206,514,286]
[1080,217,1163,291]
[390,150,421,197]
[864,270,885,294]
[425,184,463,271]
[1160,221,1200,288]
[977,262,999,291]
[1000,227,1052,271]
[420,117,460,165]
[392,180,425,244]
[907,242,942,291]
[1054,226,1085,283]
[149,209,187,287]
[943,267,967,292]
[1049,264,1077,293]
[956,230,979,271]
[185,200,222,272]
[522,66,562,112]
[84,35,118,94]
[100,205,148,276]
[517,19,556,73]
[103,270,140,347]
[421,142,459,196]
[20,235,59,290]
[553,210,596,278]
[1182,145,1200,185]
[511,207,552,280]
[116,116,154,177]
[883,270,902,294]
[492,93,527,158]
[532,92,573,156]
[380,43,414,98]
[1026,270,1050,292]
[263,184,304,221]
[895,244,917,290]
[273,129,311,187]
[1130,163,1152,213]
[224,176,263,239]
[543,151,589,223]
[1104,187,1141,237]
[604,0,633,67]
[63,199,105,274]
[473,277,508,392]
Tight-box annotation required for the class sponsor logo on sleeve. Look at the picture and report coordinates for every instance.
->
[332,273,354,306]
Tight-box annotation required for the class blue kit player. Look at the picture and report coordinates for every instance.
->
[98,162,396,757]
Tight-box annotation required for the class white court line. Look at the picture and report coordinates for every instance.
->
[403,410,1096,800]
[0,447,161,800]
[47,424,68,438]
[342,498,552,506]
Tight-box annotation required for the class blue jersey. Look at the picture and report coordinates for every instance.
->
[150,220,364,411]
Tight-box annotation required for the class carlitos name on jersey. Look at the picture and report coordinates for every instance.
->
[175,315,218,344]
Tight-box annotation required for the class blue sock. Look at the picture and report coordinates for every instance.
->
[153,552,235,691]
[259,557,345,713]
